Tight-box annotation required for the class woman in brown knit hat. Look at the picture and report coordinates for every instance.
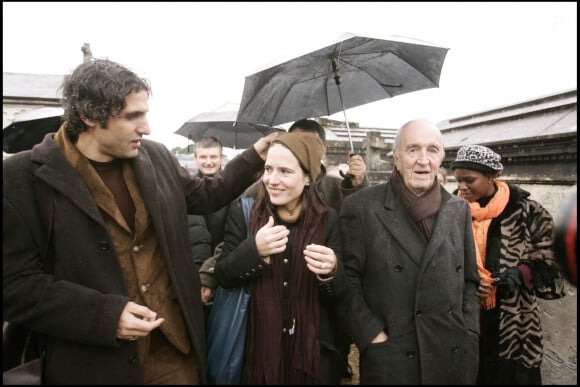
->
[451,144,565,385]
[215,132,347,384]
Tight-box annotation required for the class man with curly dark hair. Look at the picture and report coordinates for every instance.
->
[3,58,277,384]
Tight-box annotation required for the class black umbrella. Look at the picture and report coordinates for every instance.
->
[237,32,449,152]
[3,107,63,153]
[174,110,277,149]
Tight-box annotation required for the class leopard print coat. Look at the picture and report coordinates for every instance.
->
[482,183,565,369]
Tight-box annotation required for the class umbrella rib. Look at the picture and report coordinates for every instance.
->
[334,40,406,90]
[339,56,403,92]
[336,35,443,86]
[269,86,296,125]
[339,48,441,87]
[241,77,301,126]
[324,68,331,117]
[245,56,335,124]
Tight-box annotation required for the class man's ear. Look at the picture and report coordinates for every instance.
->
[81,116,97,129]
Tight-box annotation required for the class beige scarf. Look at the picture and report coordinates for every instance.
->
[458,180,510,309]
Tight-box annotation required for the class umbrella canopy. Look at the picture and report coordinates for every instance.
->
[236,32,449,150]
[3,107,64,153]
[174,110,277,149]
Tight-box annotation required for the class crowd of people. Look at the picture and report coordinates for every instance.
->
[3,57,570,385]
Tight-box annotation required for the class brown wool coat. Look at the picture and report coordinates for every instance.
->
[3,132,264,384]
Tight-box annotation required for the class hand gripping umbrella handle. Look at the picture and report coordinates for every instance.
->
[338,153,357,181]
[339,169,355,181]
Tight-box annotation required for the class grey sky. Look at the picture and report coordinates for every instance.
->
[3,2,576,149]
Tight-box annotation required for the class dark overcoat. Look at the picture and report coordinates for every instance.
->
[3,133,264,384]
[339,182,480,385]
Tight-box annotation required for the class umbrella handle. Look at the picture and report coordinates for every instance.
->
[339,151,357,181]
[339,169,355,181]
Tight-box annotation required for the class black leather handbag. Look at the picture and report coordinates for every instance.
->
[2,322,42,385]
[3,355,42,385]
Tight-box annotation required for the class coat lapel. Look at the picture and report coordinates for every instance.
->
[32,139,104,226]
[130,149,168,247]
[375,184,426,267]
[423,190,464,274]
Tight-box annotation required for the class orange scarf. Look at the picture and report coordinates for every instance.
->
[458,180,510,309]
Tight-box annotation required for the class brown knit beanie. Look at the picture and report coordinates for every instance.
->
[273,132,324,181]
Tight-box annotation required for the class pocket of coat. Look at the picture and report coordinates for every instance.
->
[360,341,390,384]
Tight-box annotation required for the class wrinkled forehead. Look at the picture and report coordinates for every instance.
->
[402,125,442,148]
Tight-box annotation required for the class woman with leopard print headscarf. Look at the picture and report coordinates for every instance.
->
[452,144,565,385]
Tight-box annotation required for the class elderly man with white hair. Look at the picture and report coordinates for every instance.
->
[339,118,480,385]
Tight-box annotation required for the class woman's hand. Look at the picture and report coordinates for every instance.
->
[477,280,492,300]
[303,243,337,276]
[255,216,289,259]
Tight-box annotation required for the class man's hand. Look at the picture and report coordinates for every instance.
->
[116,301,164,341]
[345,154,366,187]
[253,132,280,160]
[371,331,389,344]
[201,286,214,304]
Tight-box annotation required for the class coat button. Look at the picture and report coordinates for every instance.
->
[282,328,287,333]
[451,346,459,353]
[448,307,453,315]
[132,245,141,253]
[141,284,150,293]
[99,241,109,250]
[394,265,403,272]
[283,259,289,264]
[456,264,463,272]
[415,310,422,317]
[406,351,415,358]
[283,281,288,287]
[128,355,137,364]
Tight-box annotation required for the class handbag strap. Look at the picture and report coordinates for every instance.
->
[240,197,254,233]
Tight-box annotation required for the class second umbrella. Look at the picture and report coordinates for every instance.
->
[175,110,276,149]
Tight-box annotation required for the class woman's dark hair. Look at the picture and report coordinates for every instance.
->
[59,58,151,142]
[253,181,312,225]
[288,119,326,143]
